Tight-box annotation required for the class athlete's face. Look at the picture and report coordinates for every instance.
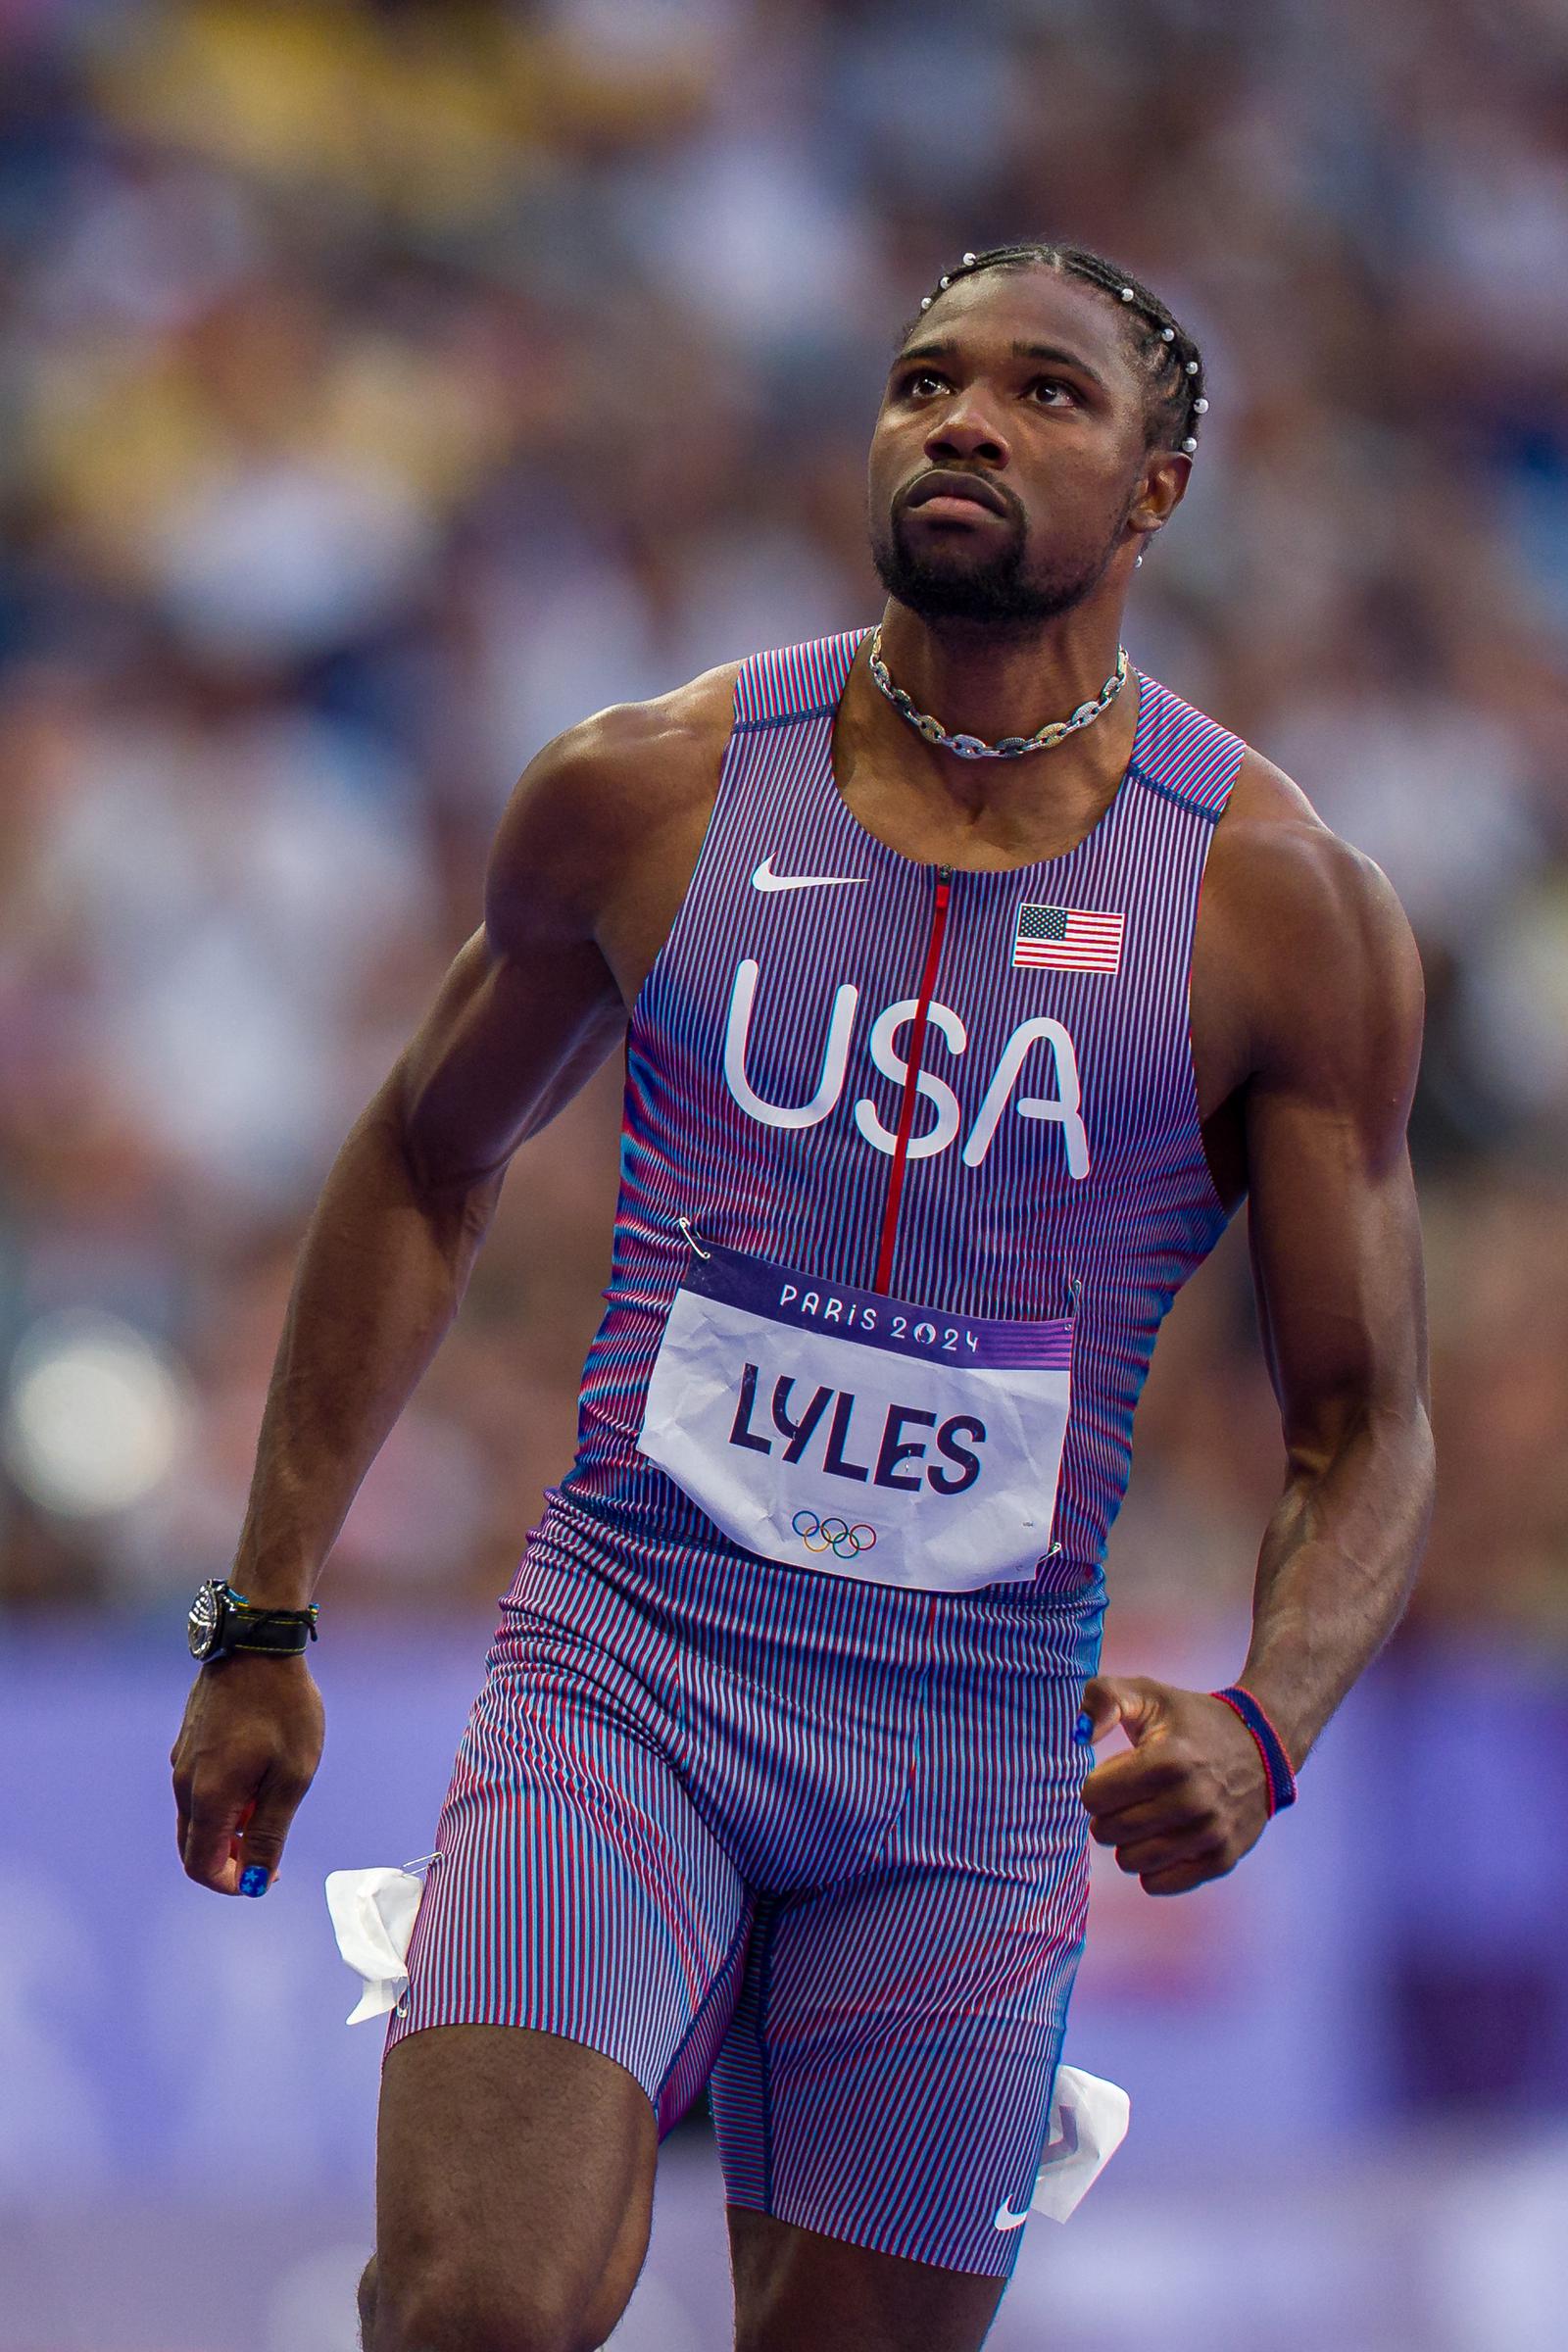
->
[866,267,1185,627]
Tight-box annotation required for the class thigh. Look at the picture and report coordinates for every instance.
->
[710,1857,1086,2285]
[369,1628,754,2346]
[728,2208,1006,2352]
[386,1632,752,2132]
[372,2024,655,2351]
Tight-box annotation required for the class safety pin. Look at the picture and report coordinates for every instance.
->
[676,1215,711,1261]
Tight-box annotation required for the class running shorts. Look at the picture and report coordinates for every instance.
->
[386,1497,1101,2278]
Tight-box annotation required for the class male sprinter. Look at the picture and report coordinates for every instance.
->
[172,242,1434,2352]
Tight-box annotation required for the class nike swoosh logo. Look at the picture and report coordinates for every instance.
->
[993,2201,1032,2231]
[751,857,863,894]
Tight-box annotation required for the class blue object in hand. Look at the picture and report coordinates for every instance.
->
[239,1865,270,1897]
[1074,1709,1095,1743]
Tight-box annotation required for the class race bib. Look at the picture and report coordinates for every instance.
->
[637,1237,1072,1593]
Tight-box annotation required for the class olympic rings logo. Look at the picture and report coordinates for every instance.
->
[792,1509,877,1559]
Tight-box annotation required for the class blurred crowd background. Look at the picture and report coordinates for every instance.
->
[3,6,1568,2346]
[3,0,1568,1639]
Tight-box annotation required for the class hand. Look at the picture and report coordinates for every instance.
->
[171,1651,325,1895]
[1079,1674,1270,1895]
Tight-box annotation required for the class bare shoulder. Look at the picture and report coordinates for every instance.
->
[1210,746,1421,996]
[485,659,742,948]
[1200,744,1424,1105]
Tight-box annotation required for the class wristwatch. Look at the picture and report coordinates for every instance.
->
[187,1579,319,1662]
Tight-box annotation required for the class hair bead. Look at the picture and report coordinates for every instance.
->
[908,243,1207,467]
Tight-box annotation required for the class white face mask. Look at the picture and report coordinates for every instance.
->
[637,1233,1073,1596]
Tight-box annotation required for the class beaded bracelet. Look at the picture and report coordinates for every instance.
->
[1211,1686,1298,1816]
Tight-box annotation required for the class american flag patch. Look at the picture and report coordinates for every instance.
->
[1012,902,1125,975]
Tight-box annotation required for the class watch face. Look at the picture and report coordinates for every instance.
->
[187,1584,222,1660]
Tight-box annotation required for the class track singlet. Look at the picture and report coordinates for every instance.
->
[552,627,1246,1608]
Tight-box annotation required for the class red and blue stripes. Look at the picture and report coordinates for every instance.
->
[387,629,1248,2276]
[556,625,1244,1607]
[389,1534,1100,2275]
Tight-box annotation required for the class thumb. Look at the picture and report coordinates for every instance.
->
[231,1771,304,1898]
[1076,1674,1167,1748]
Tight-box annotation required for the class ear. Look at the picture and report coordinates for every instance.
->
[1129,448,1191,539]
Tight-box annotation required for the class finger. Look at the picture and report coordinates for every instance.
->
[182,1789,249,1893]
[231,1773,306,1897]
[1076,1677,1118,1745]
[228,1795,257,1883]
[1113,1828,1226,1878]
[1141,1847,1236,1897]
[1080,1674,1171,1748]
[1088,1790,1204,1845]
[1081,1747,1185,1816]
[1077,1674,1140,1744]
[1091,1796,1203,1853]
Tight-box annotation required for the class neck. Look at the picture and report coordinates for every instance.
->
[848,600,1138,823]
[873,602,1126,745]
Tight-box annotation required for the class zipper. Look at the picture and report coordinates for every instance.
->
[872,865,953,1295]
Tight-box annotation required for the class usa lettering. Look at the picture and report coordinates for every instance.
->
[722,958,1091,1178]
[729,1363,986,1495]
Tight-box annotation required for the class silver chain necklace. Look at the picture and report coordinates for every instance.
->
[867,626,1129,761]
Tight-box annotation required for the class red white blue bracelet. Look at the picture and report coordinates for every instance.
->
[1212,1686,1298,1815]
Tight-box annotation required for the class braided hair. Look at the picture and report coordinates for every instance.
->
[906,241,1208,459]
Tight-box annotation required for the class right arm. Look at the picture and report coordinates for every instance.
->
[171,681,727,1894]
[226,895,626,1618]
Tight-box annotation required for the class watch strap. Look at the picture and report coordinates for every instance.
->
[225,1603,319,1656]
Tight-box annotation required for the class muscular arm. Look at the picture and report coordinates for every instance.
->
[1233,831,1433,1763]
[226,660,732,1612]
[230,735,630,1614]
[1083,802,1434,1891]
[172,673,729,1891]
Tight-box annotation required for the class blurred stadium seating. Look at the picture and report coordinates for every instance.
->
[1,3,1566,2347]
[5,0,1567,1635]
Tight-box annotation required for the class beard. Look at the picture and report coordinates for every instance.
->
[869,494,1122,626]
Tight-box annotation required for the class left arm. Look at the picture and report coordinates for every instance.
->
[1082,829,1434,1892]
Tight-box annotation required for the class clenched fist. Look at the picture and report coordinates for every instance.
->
[1079,1674,1271,1895]
[171,1651,325,1895]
